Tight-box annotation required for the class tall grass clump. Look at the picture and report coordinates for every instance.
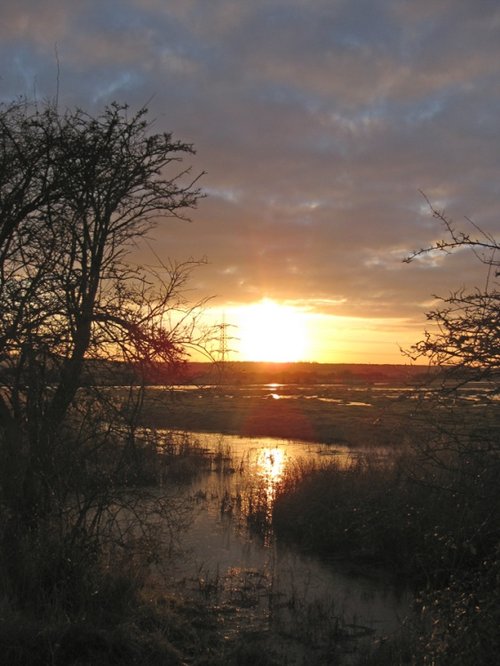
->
[274,454,424,577]
[270,429,500,664]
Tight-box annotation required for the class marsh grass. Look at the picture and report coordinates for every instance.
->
[0,555,188,665]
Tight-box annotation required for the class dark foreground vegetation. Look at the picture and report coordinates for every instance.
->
[0,98,221,665]
[269,438,500,664]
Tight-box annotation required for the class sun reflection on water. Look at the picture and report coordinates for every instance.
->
[256,447,286,487]
[265,383,283,400]
[252,447,288,542]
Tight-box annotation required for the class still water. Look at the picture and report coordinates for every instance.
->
[155,430,411,661]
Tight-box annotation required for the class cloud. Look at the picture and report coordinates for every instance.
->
[1,0,499,358]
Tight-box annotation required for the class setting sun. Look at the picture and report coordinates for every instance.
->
[235,299,309,362]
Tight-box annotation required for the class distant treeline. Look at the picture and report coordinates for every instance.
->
[156,360,434,386]
[0,357,461,387]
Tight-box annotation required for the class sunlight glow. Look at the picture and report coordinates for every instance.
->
[198,303,424,364]
[235,299,309,362]
[256,447,286,487]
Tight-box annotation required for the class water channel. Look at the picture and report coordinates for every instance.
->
[152,430,412,663]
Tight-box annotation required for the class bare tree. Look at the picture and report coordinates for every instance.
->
[402,197,500,666]
[0,100,206,603]
[404,196,500,492]
[405,193,500,385]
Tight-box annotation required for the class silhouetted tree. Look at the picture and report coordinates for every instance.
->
[403,197,500,665]
[0,99,205,604]
[405,194,499,386]
[404,196,500,460]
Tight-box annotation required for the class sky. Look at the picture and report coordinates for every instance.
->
[1,0,500,363]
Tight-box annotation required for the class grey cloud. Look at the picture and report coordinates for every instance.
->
[0,0,499,335]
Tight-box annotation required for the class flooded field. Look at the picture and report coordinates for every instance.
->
[139,381,411,447]
[136,378,499,449]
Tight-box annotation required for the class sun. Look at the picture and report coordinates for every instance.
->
[235,299,309,362]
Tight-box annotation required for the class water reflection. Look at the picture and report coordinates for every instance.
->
[256,447,285,488]
[264,383,283,401]
[254,447,287,539]
[155,431,410,662]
